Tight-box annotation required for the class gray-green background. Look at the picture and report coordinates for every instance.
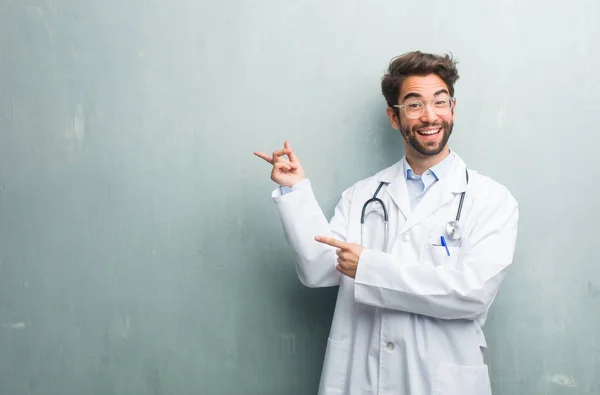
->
[1,0,598,394]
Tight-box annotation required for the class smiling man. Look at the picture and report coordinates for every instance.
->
[255,51,519,395]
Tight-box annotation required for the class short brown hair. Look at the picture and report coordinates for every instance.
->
[381,51,459,108]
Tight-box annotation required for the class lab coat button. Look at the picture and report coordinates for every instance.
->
[402,234,410,242]
[386,342,395,351]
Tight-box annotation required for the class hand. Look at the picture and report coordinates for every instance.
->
[254,141,306,188]
[315,236,364,279]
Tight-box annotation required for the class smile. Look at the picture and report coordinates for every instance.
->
[416,128,441,136]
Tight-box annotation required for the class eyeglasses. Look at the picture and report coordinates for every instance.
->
[393,96,456,119]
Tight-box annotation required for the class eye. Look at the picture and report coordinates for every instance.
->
[407,102,423,109]
[435,100,448,106]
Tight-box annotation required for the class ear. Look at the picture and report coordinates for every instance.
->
[385,107,400,130]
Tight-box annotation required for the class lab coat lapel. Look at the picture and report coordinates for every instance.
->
[382,165,411,222]
[400,156,468,234]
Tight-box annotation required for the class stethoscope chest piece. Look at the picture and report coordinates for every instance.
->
[445,168,469,242]
[445,220,462,241]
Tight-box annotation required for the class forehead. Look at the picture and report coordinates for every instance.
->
[399,74,449,99]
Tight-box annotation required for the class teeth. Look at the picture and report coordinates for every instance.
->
[418,129,440,135]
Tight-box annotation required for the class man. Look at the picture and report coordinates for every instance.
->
[254,51,518,395]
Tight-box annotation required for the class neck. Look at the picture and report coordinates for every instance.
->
[405,148,450,175]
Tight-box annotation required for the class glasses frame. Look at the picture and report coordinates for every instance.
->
[393,97,456,119]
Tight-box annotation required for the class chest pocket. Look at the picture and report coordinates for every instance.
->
[427,234,461,267]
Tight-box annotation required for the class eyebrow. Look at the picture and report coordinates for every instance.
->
[402,89,450,102]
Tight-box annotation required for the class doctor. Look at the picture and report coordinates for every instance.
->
[254,51,519,395]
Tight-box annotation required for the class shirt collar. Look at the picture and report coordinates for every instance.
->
[403,151,456,181]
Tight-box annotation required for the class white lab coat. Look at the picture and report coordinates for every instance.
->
[272,154,519,395]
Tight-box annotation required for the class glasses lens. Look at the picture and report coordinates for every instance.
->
[404,101,424,119]
[433,96,452,115]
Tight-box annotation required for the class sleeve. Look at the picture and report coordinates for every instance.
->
[354,190,519,320]
[273,180,354,288]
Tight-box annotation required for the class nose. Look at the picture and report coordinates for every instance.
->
[420,103,438,123]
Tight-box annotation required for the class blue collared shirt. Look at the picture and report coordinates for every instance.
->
[403,152,455,211]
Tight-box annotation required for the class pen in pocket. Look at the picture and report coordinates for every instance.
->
[440,236,451,256]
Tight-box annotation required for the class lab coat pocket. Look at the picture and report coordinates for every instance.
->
[428,243,460,267]
[433,363,492,395]
[318,338,351,394]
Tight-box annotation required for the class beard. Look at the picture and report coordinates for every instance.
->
[400,120,453,156]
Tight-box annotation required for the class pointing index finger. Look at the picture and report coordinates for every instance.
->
[315,236,348,249]
[253,151,274,164]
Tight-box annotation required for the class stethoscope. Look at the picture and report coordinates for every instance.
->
[360,169,469,249]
